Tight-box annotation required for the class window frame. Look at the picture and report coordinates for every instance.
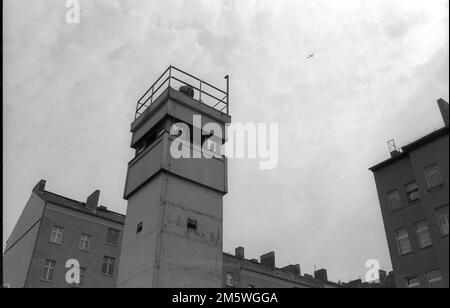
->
[225,272,234,287]
[106,228,120,246]
[405,181,420,203]
[415,221,433,249]
[42,259,56,282]
[395,228,412,256]
[406,275,420,288]
[426,270,443,288]
[436,205,449,237]
[101,256,116,277]
[424,164,444,190]
[78,233,91,252]
[136,222,143,235]
[72,267,86,287]
[387,190,403,212]
[50,226,64,244]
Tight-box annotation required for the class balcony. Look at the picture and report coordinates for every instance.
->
[135,66,230,120]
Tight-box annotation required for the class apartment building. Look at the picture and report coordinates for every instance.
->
[369,99,449,288]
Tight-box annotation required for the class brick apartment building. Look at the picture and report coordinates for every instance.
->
[3,180,125,288]
[370,99,449,288]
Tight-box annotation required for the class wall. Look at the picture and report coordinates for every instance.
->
[156,173,223,287]
[117,175,163,287]
[3,192,45,288]
[373,132,449,288]
[26,203,123,288]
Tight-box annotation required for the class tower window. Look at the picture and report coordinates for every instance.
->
[137,222,143,234]
[187,219,197,231]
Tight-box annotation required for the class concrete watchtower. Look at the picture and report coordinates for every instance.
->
[117,66,231,287]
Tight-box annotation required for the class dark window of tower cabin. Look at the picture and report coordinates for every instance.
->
[134,120,167,157]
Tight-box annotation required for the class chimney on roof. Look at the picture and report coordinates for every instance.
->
[437,98,449,127]
[86,190,100,213]
[235,247,245,259]
[260,251,275,270]
[33,179,46,193]
[314,268,328,282]
[282,264,301,275]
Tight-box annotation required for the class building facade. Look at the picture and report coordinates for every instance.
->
[370,99,449,288]
[222,247,340,288]
[3,180,125,288]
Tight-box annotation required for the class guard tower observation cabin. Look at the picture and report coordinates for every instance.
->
[118,66,231,288]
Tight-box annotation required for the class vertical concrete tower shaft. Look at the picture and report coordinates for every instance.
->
[118,66,231,287]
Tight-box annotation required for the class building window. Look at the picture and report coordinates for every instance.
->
[387,190,402,211]
[415,221,432,248]
[225,272,234,287]
[106,228,120,246]
[73,267,86,287]
[187,219,198,231]
[436,205,449,236]
[426,270,444,288]
[42,259,56,282]
[50,226,64,244]
[424,164,443,189]
[405,182,420,203]
[102,256,116,276]
[137,222,143,235]
[79,234,91,251]
[395,228,412,255]
[406,276,420,288]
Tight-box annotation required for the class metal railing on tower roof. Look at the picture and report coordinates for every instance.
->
[135,65,229,120]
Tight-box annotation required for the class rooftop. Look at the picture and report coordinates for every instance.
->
[370,98,449,172]
[135,65,229,120]
[369,126,449,172]
[33,180,125,225]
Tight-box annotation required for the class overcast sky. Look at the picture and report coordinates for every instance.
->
[3,0,449,283]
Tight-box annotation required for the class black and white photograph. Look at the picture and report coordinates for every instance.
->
[2,0,449,294]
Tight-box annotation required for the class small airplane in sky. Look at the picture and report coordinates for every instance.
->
[307,53,315,59]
